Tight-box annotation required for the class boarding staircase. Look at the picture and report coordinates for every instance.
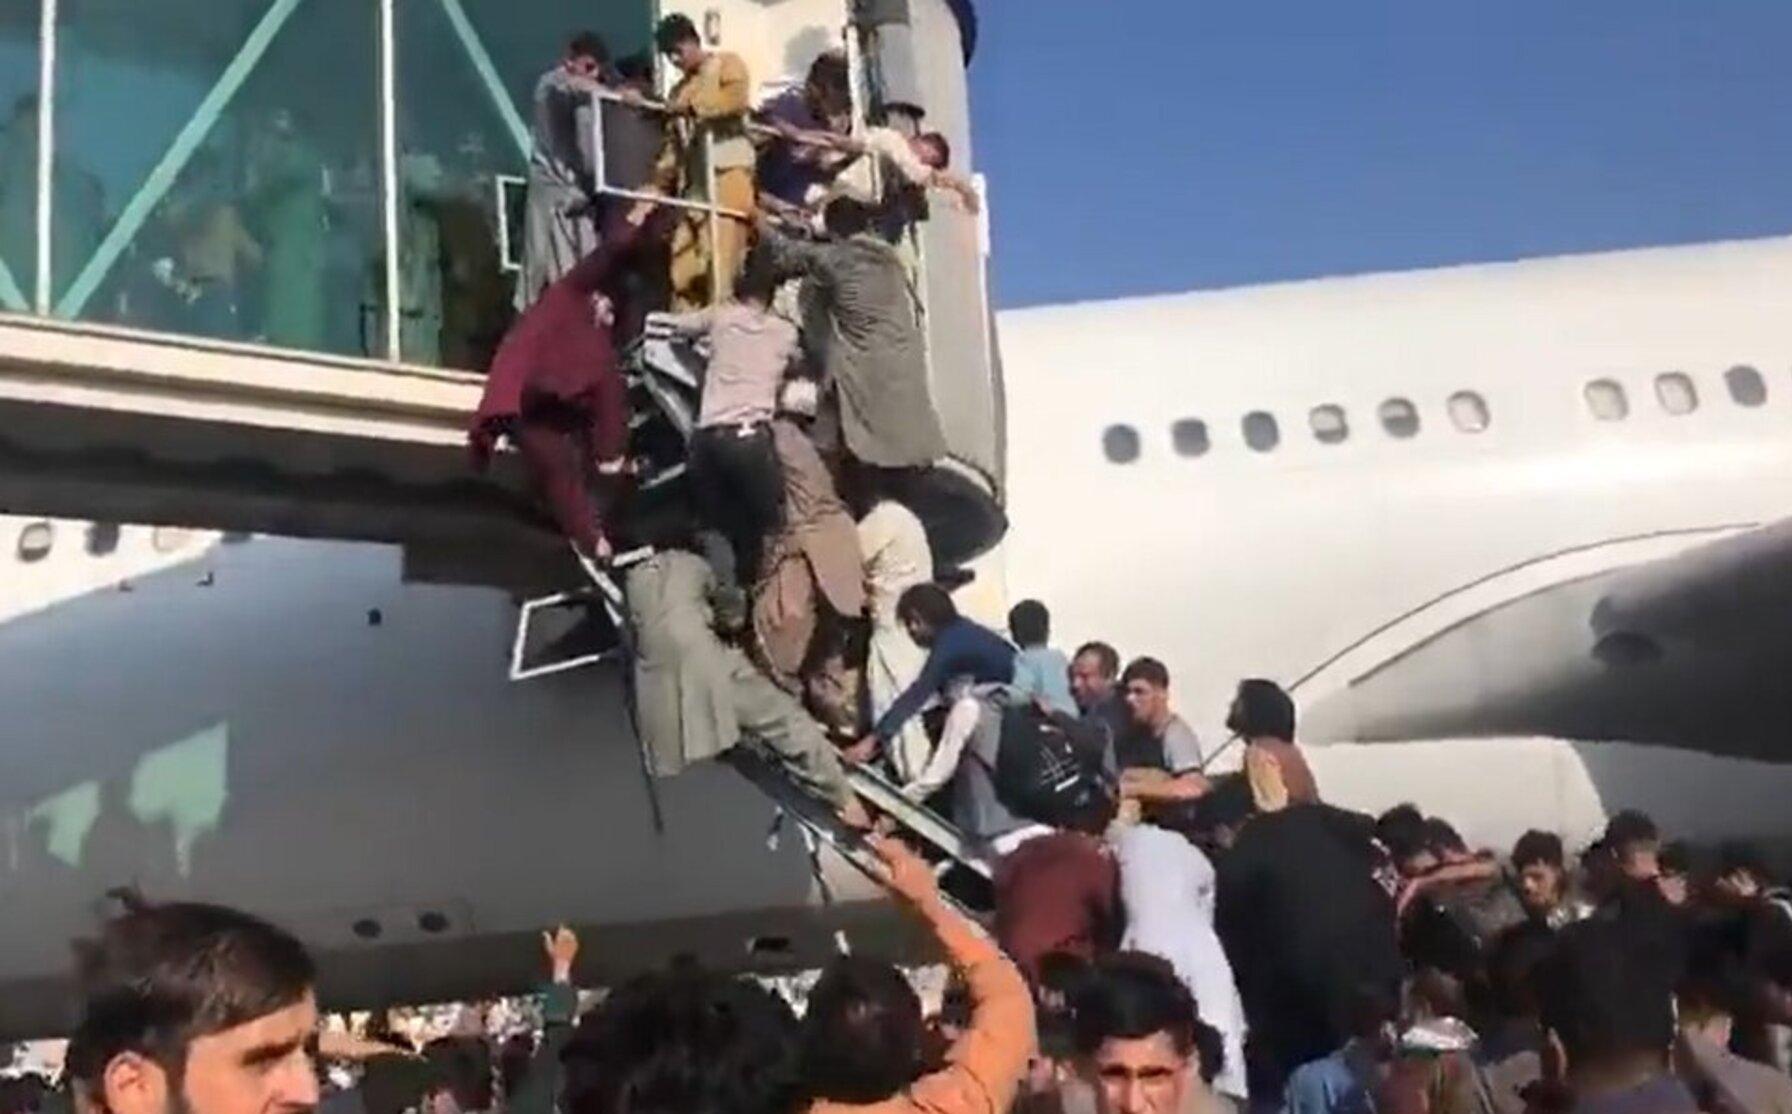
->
[506,321,994,908]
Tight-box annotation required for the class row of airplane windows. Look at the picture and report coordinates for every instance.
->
[1102,365,1773,463]
[12,522,206,563]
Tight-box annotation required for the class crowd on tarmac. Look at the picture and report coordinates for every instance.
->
[14,17,1792,1114]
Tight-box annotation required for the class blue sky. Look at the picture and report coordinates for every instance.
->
[968,2,1792,308]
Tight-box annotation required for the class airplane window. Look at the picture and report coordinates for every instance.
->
[1242,411,1280,452]
[1654,373,1698,416]
[85,522,121,556]
[1309,404,1349,444]
[1726,365,1767,407]
[1102,424,1142,464]
[1171,418,1211,457]
[1584,379,1628,421]
[1379,398,1420,438]
[1447,391,1490,433]
[17,520,54,563]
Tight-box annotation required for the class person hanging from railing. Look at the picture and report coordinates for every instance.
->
[753,52,854,222]
[657,248,794,597]
[756,199,948,470]
[749,381,868,697]
[639,15,755,309]
[469,204,658,571]
[781,120,981,229]
[516,32,610,311]
[620,513,872,831]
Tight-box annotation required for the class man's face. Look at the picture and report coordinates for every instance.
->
[1620,843,1661,883]
[901,616,935,648]
[1122,680,1168,729]
[1069,654,1115,712]
[1086,1033,1191,1114]
[1659,871,1690,907]
[665,41,703,76]
[907,137,945,171]
[1518,861,1563,914]
[565,53,600,80]
[105,994,319,1114]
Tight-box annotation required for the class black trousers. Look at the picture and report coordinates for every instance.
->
[689,423,783,586]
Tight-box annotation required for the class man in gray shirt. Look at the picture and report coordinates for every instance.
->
[516,32,607,310]
[1114,656,1211,807]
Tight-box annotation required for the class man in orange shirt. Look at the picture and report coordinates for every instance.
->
[801,836,1036,1114]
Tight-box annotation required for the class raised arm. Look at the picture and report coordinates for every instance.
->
[507,927,582,1114]
[874,837,1035,1114]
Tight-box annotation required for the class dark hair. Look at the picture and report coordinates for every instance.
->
[1335,980,1399,1044]
[1659,840,1697,879]
[1074,953,1222,1083]
[615,53,654,84]
[735,245,781,305]
[822,197,874,238]
[67,895,316,1087]
[1538,919,1676,1068]
[804,52,851,116]
[1007,599,1050,647]
[895,583,957,632]
[1377,804,1429,864]
[654,15,699,54]
[1424,817,1467,856]
[1486,922,1557,1021]
[1511,830,1565,871]
[498,1032,536,1100]
[561,965,800,1114]
[1603,809,1660,855]
[1119,657,1169,691]
[424,1036,494,1113]
[801,956,924,1103]
[1225,678,1294,741]
[567,32,610,64]
[914,131,952,169]
[1072,641,1119,679]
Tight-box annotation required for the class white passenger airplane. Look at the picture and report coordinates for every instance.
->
[4,234,1791,1037]
[1002,232,1792,854]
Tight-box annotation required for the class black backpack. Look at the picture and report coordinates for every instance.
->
[992,702,1112,828]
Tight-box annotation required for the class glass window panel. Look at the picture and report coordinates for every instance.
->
[55,0,379,358]
[1309,404,1348,444]
[393,2,654,369]
[1447,390,1490,433]
[1170,418,1209,458]
[1654,372,1697,416]
[1585,379,1628,421]
[1102,424,1140,464]
[0,24,38,312]
[1378,398,1420,438]
[1242,411,1280,452]
[1726,365,1767,407]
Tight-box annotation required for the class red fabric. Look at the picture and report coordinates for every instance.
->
[993,832,1120,983]
[470,217,642,471]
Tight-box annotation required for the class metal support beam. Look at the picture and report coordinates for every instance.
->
[56,0,308,319]
[379,0,401,360]
[35,0,57,313]
[434,0,532,161]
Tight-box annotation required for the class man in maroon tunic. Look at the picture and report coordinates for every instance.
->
[470,208,657,561]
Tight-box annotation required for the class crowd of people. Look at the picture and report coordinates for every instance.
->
[19,644,1792,1114]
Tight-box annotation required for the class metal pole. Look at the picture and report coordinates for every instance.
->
[434,0,530,160]
[589,88,607,199]
[35,0,57,314]
[704,131,720,303]
[378,0,401,361]
[58,0,308,318]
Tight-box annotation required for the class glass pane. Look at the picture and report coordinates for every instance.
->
[1170,418,1209,457]
[0,23,37,313]
[1379,398,1420,438]
[1654,372,1697,416]
[1102,424,1140,464]
[55,0,379,358]
[1309,404,1348,444]
[1242,411,1279,452]
[1585,379,1628,421]
[1447,390,1490,433]
[393,2,655,369]
[1726,365,1767,407]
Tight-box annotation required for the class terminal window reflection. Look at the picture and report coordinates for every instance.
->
[0,28,39,311]
[54,0,380,356]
